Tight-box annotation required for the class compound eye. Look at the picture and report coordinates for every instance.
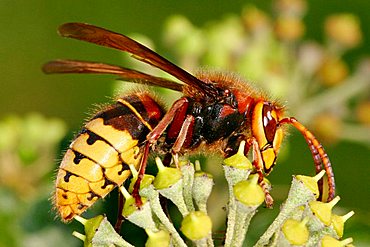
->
[252,101,283,173]
[262,103,277,143]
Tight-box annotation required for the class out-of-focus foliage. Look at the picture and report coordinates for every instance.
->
[0,114,66,196]
[0,114,70,247]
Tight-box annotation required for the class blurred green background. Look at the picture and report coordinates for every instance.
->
[0,0,369,246]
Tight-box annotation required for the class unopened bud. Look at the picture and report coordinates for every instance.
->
[321,235,353,247]
[145,229,171,247]
[281,217,309,246]
[153,157,182,189]
[128,174,155,193]
[296,170,325,199]
[120,186,148,217]
[331,211,355,238]
[223,141,253,169]
[73,215,104,246]
[233,174,265,207]
[309,196,340,226]
[180,211,212,241]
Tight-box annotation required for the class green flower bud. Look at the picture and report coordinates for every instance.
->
[122,195,138,217]
[309,196,340,226]
[281,217,309,246]
[321,235,353,247]
[127,163,155,193]
[150,159,188,216]
[128,174,155,193]
[331,211,354,238]
[296,170,325,199]
[120,186,148,218]
[145,229,171,247]
[73,215,104,247]
[153,157,182,189]
[181,211,212,241]
[223,141,253,169]
[233,174,265,207]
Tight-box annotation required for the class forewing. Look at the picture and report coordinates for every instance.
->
[58,23,217,97]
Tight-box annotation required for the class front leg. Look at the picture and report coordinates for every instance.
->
[246,137,274,208]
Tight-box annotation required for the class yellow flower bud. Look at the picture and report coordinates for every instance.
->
[181,211,212,240]
[233,174,265,207]
[145,229,171,247]
[331,211,355,238]
[223,141,253,169]
[282,217,309,246]
[321,235,353,247]
[296,170,325,198]
[309,196,340,226]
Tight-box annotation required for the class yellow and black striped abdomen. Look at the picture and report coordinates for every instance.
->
[55,92,164,221]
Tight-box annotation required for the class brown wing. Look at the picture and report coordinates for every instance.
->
[42,59,183,92]
[57,22,218,97]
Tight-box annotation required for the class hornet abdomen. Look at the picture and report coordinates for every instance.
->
[55,92,163,221]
